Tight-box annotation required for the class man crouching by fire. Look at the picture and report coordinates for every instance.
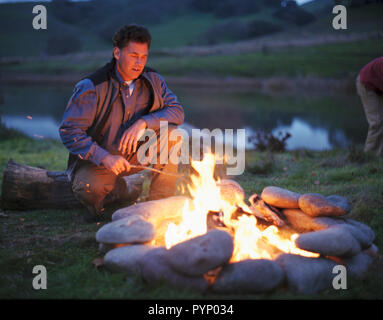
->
[59,24,184,222]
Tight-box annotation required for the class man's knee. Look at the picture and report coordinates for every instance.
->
[73,180,112,202]
[72,165,116,206]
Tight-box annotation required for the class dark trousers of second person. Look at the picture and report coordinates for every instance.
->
[356,75,383,157]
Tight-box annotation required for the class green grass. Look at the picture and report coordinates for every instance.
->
[3,38,382,80]
[149,13,219,49]
[1,131,383,299]
[0,137,68,191]
[149,39,383,78]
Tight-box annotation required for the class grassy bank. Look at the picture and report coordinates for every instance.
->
[1,128,383,299]
[2,38,383,83]
[151,39,383,79]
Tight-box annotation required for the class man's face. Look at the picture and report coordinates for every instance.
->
[113,41,149,81]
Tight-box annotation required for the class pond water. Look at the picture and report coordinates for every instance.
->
[0,83,368,150]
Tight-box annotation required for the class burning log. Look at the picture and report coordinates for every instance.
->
[248,193,285,226]
[216,179,285,227]
[0,159,143,210]
[206,211,227,231]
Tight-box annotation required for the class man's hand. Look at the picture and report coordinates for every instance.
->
[119,119,147,156]
[101,154,131,175]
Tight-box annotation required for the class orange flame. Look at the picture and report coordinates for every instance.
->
[164,152,319,260]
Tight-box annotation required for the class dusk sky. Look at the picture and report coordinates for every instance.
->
[0,0,316,5]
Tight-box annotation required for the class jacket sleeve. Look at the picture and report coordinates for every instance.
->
[141,74,184,131]
[59,79,110,166]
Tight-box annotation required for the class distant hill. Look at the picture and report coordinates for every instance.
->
[1,0,382,58]
[0,0,330,57]
[0,2,110,57]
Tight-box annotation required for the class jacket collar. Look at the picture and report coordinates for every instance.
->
[109,57,153,88]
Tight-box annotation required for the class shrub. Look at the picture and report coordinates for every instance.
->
[248,131,291,153]
[273,4,316,26]
[281,0,298,8]
[191,0,260,17]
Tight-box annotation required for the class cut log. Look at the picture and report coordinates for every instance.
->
[248,193,285,227]
[1,159,144,210]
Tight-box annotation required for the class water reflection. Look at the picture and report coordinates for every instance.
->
[0,84,368,150]
[274,118,332,150]
[1,114,61,140]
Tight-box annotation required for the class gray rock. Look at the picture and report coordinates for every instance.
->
[314,216,347,228]
[217,179,245,205]
[338,224,373,250]
[276,253,337,294]
[261,186,301,209]
[96,215,155,244]
[112,196,190,225]
[212,259,284,294]
[341,252,374,279]
[364,244,379,258]
[344,219,375,249]
[111,197,190,246]
[295,225,361,257]
[104,244,155,275]
[282,209,375,250]
[326,195,351,211]
[298,193,350,217]
[287,214,375,252]
[139,247,209,292]
[98,243,126,254]
[283,209,339,233]
[167,229,234,276]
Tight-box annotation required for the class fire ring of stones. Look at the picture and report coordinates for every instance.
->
[95,185,378,295]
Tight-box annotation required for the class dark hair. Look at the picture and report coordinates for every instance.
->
[112,24,152,49]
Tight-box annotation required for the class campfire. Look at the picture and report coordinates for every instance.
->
[95,152,378,294]
[163,153,318,261]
